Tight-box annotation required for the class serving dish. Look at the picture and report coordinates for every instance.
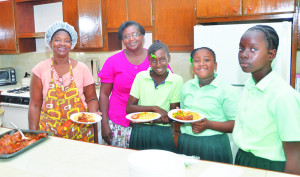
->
[0,129,51,159]
[168,109,204,123]
[70,112,102,124]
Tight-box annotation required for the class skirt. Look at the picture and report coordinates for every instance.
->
[235,149,285,172]
[109,120,132,148]
[129,124,177,152]
[178,133,233,164]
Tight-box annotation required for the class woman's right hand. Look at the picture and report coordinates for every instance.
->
[101,122,112,145]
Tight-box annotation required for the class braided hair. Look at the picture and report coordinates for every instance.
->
[148,41,170,58]
[190,47,216,62]
[246,25,279,51]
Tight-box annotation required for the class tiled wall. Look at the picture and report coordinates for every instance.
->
[0,51,193,84]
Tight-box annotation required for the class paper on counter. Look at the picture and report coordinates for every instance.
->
[199,163,244,177]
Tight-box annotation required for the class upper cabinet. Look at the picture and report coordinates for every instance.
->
[196,0,242,18]
[243,0,296,15]
[153,0,195,51]
[63,0,103,49]
[104,0,152,31]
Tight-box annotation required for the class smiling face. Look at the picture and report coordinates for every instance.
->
[50,30,72,58]
[192,49,217,80]
[149,49,170,76]
[122,25,144,52]
[238,30,276,81]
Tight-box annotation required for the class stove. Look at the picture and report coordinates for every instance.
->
[0,86,30,105]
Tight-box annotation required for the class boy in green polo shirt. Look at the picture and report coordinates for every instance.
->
[232,25,300,174]
[126,42,183,152]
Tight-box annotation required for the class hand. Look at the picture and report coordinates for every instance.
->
[101,122,112,145]
[153,106,169,124]
[191,118,209,133]
[94,112,102,116]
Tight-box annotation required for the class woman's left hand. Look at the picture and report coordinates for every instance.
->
[191,118,210,133]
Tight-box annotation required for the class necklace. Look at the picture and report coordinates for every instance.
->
[58,77,65,92]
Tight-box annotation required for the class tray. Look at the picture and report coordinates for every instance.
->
[0,129,51,159]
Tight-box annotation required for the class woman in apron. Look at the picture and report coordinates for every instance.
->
[29,21,100,143]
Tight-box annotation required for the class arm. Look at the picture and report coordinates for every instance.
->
[126,95,169,123]
[192,120,234,133]
[28,74,43,130]
[283,142,300,175]
[83,83,99,112]
[99,83,113,144]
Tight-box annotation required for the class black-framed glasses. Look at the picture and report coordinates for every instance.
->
[122,32,142,40]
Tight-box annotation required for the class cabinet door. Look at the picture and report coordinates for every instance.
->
[196,0,242,18]
[243,0,295,15]
[77,0,103,48]
[105,0,127,29]
[153,0,195,51]
[127,0,152,28]
[0,0,17,51]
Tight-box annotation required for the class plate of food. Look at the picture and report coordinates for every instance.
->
[70,112,102,124]
[168,109,204,123]
[0,129,51,159]
[126,112,161,123]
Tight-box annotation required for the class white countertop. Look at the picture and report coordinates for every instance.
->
[0,128,298,177]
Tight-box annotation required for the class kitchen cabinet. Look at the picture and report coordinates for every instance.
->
[0,0,17,53]
[104,0,152,31]
[63,0,103,49]
[153,0,195,51]
[196,0,295,18]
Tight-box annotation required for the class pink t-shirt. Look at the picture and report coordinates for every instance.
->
[32,58,95,107]
[99,50,172,127]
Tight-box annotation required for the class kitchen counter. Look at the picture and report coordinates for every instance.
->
[0,128,298,177]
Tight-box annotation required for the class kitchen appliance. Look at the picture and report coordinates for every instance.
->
[0,67,17,86]
[194,21,292,86]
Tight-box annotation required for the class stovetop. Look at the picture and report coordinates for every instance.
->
[0,86,30,105]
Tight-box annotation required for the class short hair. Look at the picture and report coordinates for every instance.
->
[148,42,170,58]
[246,25,279,51]
[190,47,216,62]
[118,21,145,40]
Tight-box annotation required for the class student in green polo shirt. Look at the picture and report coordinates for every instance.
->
[126,42,184,152]
[232,25,300,174]
[178,47,240,164]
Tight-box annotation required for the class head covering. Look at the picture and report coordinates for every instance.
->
[45,21,78,49]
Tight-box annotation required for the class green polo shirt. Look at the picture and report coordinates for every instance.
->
[180,75,240,136]
[130,68,184,126]
[233,71,300,161]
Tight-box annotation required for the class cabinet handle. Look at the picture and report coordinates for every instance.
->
[232,7,237,12]
[248,6,252,11]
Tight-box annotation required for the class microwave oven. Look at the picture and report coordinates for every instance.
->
[0,67,17,86]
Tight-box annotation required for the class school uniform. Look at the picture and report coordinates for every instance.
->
[129,68,183,152]
[179,75,240,163]
[233,71,300,172]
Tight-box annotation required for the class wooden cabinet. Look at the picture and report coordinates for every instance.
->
[153,0,195,51]
[196,0,242,18]
[104,0,152,31]
[63,0,103,49]
[243,0,295,15]
[0,0,17,53]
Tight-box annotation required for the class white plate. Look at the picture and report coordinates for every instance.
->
[168,109,204,123]
[126,112,161,123]
[70,112,102,124]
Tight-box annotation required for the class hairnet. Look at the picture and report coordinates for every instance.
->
[45,21,78,49]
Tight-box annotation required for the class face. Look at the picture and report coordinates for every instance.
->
[122,25,144,51]
[149,49,170,76]
[192,49,217,79]
[50,31,72,58]
[238,30,275,76]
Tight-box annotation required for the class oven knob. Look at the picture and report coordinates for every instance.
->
[11,70,15,73]
[12,78,16,81]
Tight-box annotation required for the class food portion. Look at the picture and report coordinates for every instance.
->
[0,131,47,154]
[130,112,159,120]
[172,110,201,121]
[74,113,95,123]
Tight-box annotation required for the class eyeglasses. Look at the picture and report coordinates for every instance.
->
[122,32,142,40]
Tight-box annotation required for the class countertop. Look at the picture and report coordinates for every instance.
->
[0,128,298,177]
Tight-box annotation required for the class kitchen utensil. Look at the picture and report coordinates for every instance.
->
[10,122,29,140]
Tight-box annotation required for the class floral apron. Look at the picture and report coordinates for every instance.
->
[39,59,94,142]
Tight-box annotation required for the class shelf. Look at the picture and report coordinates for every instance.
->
[18,32,45,38]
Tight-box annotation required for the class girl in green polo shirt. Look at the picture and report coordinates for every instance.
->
[232,25,300,174]
[126,42,184,152]
[178,47,240,164]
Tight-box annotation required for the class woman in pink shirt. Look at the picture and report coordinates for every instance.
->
[99,21,149,148]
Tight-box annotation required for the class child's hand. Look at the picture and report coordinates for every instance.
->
[191,118,209,133]
[153,106,169,124]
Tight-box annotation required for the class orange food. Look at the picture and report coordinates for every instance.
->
[131,114,140,119]
[0,132,47,154]
[75,113,95,123]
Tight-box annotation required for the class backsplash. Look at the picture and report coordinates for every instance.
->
[0,51,193,84]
